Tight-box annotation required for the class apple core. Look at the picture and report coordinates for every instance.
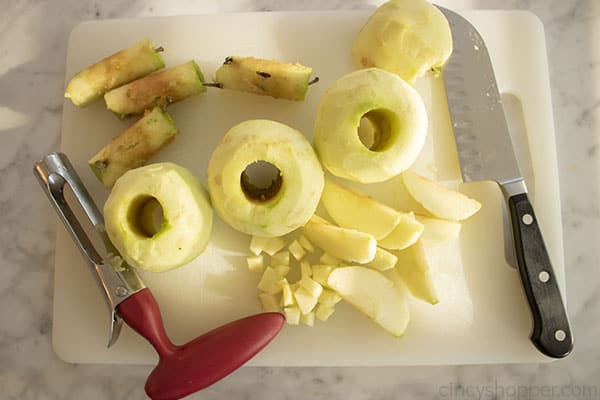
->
[241,161,283,203]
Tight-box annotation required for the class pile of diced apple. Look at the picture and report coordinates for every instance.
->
[247,172,481,337]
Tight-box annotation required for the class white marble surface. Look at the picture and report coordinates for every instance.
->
[1,0,598,399]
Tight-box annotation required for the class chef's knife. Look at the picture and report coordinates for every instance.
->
[438,7,573,358]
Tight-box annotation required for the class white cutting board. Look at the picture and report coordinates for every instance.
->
[54,10,565,365]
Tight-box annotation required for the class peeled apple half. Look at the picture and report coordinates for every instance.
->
[208,120,324,237]
[352,0,453,83]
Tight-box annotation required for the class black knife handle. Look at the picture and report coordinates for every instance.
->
[508,193,573,358]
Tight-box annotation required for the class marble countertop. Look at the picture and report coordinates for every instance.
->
[1,0,598,399]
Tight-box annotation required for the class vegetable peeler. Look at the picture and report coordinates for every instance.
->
[34,152,285,400]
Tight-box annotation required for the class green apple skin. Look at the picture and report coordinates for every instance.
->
[104,162,213,273]
[352,0,453,84]
[208,119,324,237]
[65,39,164,107]
[313,68,427,184]
[216,56,313,101]
[104,60,206,117]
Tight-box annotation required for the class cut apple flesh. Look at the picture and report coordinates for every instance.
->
[402,171,481,221]
[416,215,461,243]
[389,240,438,304]
[327,266,410,337]
[320,178,401,239]
[363,247,398,271]
[378,212,424,250]
[303,216,376,263]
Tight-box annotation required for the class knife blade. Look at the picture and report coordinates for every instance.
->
[438,6,573,358]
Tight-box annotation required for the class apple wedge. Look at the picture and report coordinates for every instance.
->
[388,240,438,304]
[328,266,409,337]
[362,247,398,271]
[416,215,461,244]
[402,172,481,221]
[378,212,424,250]
[303,216,376,263]
[320,178,401,239]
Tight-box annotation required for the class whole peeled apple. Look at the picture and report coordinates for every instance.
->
[352,0,453,84]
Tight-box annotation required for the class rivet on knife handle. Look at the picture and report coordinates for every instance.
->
[507,191,573,358]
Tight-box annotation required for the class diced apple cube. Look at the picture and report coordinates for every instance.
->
[319,253,342,266]
[298,235,315,253]
[258,292,280,312]
[274,264,290,278]
[257,267,283,294]
[318,289,342,306]
[315,304,335,321]
[299,276,323,298]
[312,265,334,286]
[250,235,270,255]
[280,279,295,307]
[246,254,264,273]
[284,306,301,325]
[271,250,290,266]
[293,287,318,314]
[263,237,287,256]
[288,239,306,261]
[300,311,315,327]
[363,248,397,271]
[300,261,312,278]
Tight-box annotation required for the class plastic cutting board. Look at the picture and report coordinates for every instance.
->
[53,10,565,365]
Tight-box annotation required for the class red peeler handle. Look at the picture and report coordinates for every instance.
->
[117,288,177,356]
[117,288,285,400]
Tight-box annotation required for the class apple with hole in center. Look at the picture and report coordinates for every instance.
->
[103,162,213,272]
[208,119,324,237]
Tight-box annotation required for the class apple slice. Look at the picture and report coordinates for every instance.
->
[402,172,481,221]
[363,247,398,271]
[378,212,424,250]
[303,216,376,263]
[389,240,438,304]
[327,266,410,337]
[416,215,461,244]
[320,178,401,239]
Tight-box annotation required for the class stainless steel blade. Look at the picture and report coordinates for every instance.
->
[438,6,523,188]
